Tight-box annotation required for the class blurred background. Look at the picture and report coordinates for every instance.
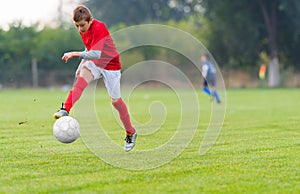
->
[0,0,299,89]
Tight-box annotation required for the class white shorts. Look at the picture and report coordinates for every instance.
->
[82,61,121,99]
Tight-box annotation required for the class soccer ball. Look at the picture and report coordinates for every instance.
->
[53,116,80,143]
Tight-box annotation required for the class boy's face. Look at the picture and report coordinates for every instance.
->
[74,19,92,34]
[201,55,207,62]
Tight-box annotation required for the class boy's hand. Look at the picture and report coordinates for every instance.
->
[62,52,73,63]
[62,52,79,63]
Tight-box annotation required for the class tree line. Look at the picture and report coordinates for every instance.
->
[0,0,299,87]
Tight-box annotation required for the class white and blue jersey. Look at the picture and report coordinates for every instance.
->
[202,60,216,86]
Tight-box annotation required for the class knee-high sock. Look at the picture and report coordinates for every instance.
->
[213,90,221,103]
[112,98,135,135]
[64,77,88,112]
[203,87,211,96]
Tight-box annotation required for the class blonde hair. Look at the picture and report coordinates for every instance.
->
[72,5,92,22]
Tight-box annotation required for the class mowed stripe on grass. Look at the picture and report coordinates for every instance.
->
[0,88,299,193]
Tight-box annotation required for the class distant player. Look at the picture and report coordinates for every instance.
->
[53,5,137,152]
[201,54,221,103]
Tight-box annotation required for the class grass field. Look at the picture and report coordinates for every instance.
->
[0,88,299,193]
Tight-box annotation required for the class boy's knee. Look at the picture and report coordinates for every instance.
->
[79,67,94,82]
[111,97,120,103]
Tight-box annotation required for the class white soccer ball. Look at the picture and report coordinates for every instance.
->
[53,116,80,143]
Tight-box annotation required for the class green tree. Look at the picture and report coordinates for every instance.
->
[83,0,203,26]
[0,21,84,87]
[0,22,39,72]
[203,0,300,87]
[275,0,300,71]
[37,25,82,70]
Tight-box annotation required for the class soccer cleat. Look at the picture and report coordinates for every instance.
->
[53,103,69,119]
[124,130,137,152]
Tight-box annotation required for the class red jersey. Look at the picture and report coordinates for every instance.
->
[80,19,121,70]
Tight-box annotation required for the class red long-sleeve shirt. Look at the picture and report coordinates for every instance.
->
[80,19,121,70]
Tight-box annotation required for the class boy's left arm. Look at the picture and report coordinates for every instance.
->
[62,50,101,63]
[79,50,101,60]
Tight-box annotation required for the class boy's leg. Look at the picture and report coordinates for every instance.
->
[112,98,135,135]
[202,87,211,96]
[213,90,221,103]
[102,70,135,135]
[209,77,221,103]
[202,79,211,96]
[102,69,136,151]
[64,76,88,112]
[112,97,136,152]
[65,67,93,112]
[54,66,93,119]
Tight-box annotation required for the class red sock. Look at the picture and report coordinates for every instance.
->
[112,98,135,135]
[64,77,88,112]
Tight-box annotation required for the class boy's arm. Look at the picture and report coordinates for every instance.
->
[62,49,101,63]
[79,50,101,60]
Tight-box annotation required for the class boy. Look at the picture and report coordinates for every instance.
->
[53,5,137,152]
[201,54,221,103]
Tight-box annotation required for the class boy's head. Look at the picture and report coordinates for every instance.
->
[73,5,92,22]
[72,5,93,34]
[201,54,209,62]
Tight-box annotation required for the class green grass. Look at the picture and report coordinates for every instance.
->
[0,88,299,193]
